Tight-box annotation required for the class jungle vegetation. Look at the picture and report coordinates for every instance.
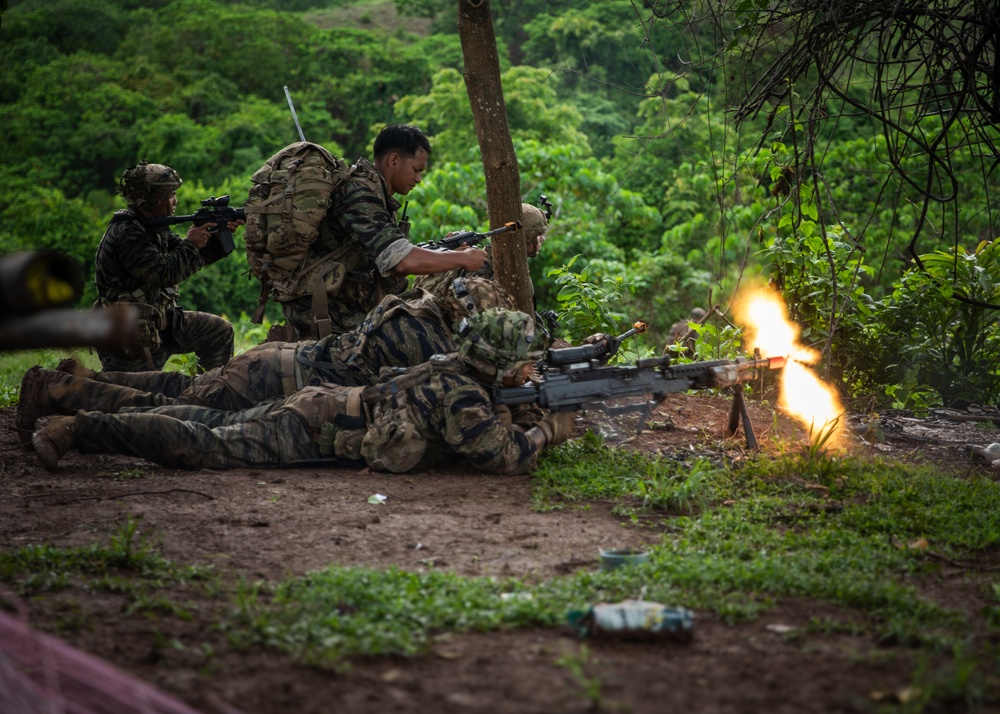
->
[1,0,998,411]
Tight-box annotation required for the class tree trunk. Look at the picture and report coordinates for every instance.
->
[456,0,534,315]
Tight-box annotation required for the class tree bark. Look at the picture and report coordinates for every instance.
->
[456,0,534,315]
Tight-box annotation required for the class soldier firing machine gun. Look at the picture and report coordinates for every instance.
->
[143,195,245,265]
[495,321,786,449]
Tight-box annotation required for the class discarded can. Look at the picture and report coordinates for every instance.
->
[567,599,694,642]
[599,548,650,571]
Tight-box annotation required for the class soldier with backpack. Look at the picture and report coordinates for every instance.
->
[245,124,487,340]
[32,309,576,475]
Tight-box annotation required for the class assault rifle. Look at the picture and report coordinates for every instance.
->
[418,221,521,251]
[497,339,786,449]
[144,195,245,265]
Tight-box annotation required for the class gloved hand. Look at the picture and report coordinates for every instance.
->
[581,333,615,364]
[537,411,576,446]
[582,333,610,347]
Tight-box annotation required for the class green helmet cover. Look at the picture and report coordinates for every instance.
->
[457,308,544,385]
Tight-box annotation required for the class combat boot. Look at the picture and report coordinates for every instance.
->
[55,358,97,379]
[15,366,58,445]
[32,416,79,472]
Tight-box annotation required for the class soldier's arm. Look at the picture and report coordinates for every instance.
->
[112,223,204,288]
[327,183,487,278]
[324,182,413,275]
[391,244,487,277]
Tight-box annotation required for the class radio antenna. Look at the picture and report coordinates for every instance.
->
[283,85,307,143]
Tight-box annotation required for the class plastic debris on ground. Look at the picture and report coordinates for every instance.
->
[567,599,694,642]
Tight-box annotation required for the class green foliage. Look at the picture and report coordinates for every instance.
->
[532,431,720,513]
[761,220,879,388]
[0,514,212,596]
[547,257,631,342]
[869,241,1000,408]
[394,65,590,165]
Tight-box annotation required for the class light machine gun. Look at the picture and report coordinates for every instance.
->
[143,195,245,265]
[497,333,786,449]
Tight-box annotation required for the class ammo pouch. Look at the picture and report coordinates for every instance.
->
[357,354,465,473]
[361,406,428,473]
[281,384,368,458]
[114,301,163,358]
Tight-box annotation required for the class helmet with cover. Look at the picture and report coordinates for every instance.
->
[457,308,544,385]
[118,162,182,209]
[521,203,547,242]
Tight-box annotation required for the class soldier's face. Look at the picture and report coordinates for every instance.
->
[148,191,177,217]
[387,148,428,195]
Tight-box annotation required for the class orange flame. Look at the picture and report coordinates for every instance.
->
[734,288,845,448]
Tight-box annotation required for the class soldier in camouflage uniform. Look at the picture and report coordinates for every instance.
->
[33,309,576,475]
[15,278,511,440]
[95,162,235,372]
[282,124,488,339]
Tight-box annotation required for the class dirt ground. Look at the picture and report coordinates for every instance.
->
[2,392,1000,714]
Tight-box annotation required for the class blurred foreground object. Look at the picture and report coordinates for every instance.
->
[0,606,240,714]
[0,250,136,351]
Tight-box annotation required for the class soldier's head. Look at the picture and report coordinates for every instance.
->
[457,308,544,386]
[118,162,182,215]
[521,203,548,258]
[373,124,432,196]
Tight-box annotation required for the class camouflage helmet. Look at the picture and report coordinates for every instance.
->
[457,308,544,385]
[438,276,516,328]
[118,161,182,209]
[521,203,548,241]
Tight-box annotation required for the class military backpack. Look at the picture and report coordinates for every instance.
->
[243,141,356,324]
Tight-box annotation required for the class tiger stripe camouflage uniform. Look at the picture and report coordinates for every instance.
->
[95,206,233,372]
[23,289,456,422]
[282,158,413,339]
[71,363,540,474]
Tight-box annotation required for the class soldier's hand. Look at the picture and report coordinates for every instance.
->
[538,411,576,446]
[495,404,513,430]
[457,247,488,271]
[582,333,610,347]
[185,224,212,249]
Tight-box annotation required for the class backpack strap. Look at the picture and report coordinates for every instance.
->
[278,343,300,396]
[311,279,332,339]
[251,277,271,325]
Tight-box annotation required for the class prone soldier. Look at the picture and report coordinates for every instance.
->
[32,309,575,474]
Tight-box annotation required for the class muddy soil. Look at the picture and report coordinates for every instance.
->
[2,393,999,714]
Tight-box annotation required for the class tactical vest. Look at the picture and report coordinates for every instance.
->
[360,354,466,473]
[97,211,182,360]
